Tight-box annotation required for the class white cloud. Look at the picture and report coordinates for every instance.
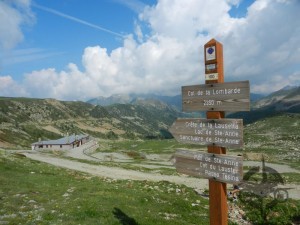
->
[140,0,238,40]
[0,0,34,50]
[252,72,300,93]
[23,64,100,100]
[0,75,27,96]
[1,0,300,100]
[222,0,300,93]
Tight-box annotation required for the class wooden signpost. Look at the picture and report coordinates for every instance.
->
[175,149,243,184]
[169,118,244,148]
[182,81,250,112]
[169,39,250,225]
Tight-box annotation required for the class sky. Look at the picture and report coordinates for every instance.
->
[0,0,299,101]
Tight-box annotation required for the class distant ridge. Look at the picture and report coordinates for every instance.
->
[1,86,298,148]
[280,85,297,91]
[253,86,300,111]
[87,93,264,111]
[87,94,182,111]
[0,97,180,148]
[87,94,132,106]
[229,86,300,123]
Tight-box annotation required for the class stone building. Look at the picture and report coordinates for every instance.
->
[31,134,90,150]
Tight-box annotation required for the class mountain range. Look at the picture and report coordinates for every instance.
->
[0,97,179,149]
[252,85,300,111]
[0,86,299,149]
[87,91,266,111]
[229,85,300,123]
[87,93,182,110]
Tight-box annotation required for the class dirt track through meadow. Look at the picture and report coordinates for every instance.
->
[21,142,300,200]
[24,152,208,191]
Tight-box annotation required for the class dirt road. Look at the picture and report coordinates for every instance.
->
[21,142,300,200]
[24,151,208,191]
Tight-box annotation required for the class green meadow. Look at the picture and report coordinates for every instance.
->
[0,151,210,225]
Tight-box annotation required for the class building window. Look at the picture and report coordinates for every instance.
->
[60,145,62,148]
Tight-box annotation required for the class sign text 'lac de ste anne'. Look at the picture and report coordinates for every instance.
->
[182,80,250,112]
[169,118,243,148]
[175,149,243,184]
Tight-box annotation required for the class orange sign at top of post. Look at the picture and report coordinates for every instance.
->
[204,39,224,83]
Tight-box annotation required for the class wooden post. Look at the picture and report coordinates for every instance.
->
[204,39,228,225]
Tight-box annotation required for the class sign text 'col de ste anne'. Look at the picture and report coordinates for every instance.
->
[169,118,243,148]
[175,149,243,184]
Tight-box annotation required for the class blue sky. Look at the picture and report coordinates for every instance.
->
[0,0,299,100]
[2,0,152,79]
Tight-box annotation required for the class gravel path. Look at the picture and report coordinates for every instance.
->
[21,144,300,200]
[23,152,209,191]
[243,161,300,174]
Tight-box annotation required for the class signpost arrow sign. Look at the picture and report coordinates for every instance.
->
[169,118,244,148]
[182,80,250,112]
[175,149,243,184]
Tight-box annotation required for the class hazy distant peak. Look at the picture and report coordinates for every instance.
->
[253,85,300,111]
[280,85,297,91]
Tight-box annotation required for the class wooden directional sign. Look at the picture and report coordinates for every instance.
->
[182,80,250,112]
[169,118,243,148]
[175,149,243,184]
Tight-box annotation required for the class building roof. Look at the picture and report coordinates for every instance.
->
[32,134,89,146]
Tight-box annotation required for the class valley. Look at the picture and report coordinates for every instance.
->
[1,137,300,224]
[0,86,300,224]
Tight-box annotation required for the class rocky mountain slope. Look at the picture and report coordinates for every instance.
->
[242,113,300,168]
[1,86,299,149]
[253,85,300,112]
[0,97,179,149]
[229,86,300,123]
[87,93,182,111]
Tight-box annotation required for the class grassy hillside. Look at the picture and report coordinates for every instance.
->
[0,97,179,149]
[231,113,300,169]
[1,143,299,225]
[0,152,210,225]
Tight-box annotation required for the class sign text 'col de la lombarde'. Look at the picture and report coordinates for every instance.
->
[182,80,250,112]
